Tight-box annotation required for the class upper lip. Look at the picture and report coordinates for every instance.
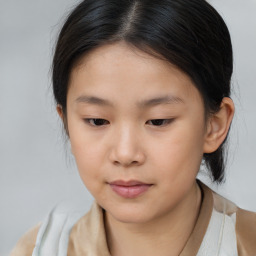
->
[108,180,151,186]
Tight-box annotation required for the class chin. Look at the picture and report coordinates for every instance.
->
[104,203,157,224]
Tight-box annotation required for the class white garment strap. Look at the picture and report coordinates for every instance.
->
[32,202,88,256]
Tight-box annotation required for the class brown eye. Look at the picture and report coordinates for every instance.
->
[147,119,174,126]
[84,118,109,126]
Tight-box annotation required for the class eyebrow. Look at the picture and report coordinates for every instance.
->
[75,95,184,107]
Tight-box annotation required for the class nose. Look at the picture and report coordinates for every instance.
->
[109,125,146,167]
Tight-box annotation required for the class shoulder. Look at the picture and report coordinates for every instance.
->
[67,202,110,255]
[10,223,41,256]
[211,187,256,255]
[32,200,90,256]
[236,207,256,255]
[10,200,90,256]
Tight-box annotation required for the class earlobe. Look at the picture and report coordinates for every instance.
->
[203,97,235,153]
[56,104,64,120]
[56,104,70,136]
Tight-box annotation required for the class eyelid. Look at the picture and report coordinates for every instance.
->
[83,118,175,127]
[83,118,109,126]
[146,118,175,126]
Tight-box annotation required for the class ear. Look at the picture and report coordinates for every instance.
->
[56,104,69,136]
[203,97,235,153]
[56,104,64,120]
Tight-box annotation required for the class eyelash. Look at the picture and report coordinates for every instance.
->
[83,118,174,127]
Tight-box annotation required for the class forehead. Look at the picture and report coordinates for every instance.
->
[73,42,187,82]
[68,42,203,107]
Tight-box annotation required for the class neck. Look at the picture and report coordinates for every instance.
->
[105,181,202,256]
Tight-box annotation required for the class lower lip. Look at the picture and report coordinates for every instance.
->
[110,184,152,198]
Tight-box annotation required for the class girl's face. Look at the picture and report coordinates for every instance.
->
[65,42,208,224]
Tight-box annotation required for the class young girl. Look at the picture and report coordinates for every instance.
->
[11,0,256,255]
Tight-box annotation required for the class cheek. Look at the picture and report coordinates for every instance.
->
[72,144,106,196]
[68,122,106,189]
[151,121,205,181]
[68,115,100,161]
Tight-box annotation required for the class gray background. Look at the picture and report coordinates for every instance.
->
[1,0,255,255]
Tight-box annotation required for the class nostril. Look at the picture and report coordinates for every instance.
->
[113,160,120,166]
[113,160,139,167]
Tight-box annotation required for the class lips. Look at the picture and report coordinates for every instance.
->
[108,180,152,198]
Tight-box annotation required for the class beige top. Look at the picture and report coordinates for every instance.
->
[10,181,256,255]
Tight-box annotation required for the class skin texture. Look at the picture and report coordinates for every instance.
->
[58,41,234,256]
